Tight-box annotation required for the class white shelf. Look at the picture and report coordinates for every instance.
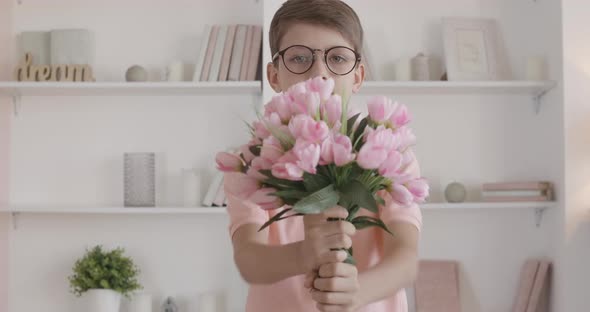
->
[0,81,262,97]
[360,80,556,95]
[421,201,554,210]
[1,206,227,214]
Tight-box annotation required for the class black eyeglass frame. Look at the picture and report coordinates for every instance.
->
[272,44,362,76]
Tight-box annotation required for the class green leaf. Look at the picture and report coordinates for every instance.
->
[339,180,378,213]
[258,208,293,232]
[347,204,361,220]
[271,189,309,199]
[293,184,340,214]
[352,117,369,150]
[303,172,331,193]
[351,216,394,236]
[346,113,361,136]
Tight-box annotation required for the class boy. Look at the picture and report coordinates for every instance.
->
[224,0,423,311]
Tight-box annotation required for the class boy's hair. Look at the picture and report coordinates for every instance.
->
[269,0,364,60]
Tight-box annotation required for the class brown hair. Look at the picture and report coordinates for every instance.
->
[269,0,364,60]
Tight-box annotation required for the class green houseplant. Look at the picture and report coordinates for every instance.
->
[68,245,142,312]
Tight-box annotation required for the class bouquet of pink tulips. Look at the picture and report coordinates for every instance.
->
[216,76,429,263]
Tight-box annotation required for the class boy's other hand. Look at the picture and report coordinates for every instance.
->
[307,262,360,312]
[300,206,356,272]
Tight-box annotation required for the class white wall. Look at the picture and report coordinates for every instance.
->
[556,0,590,311]
[3,0,568,312]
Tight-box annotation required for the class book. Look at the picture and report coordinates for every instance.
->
[482,190,548,197]
[218,24,237,81]
[246,25,262,81]
[482,181,552,191]
[414,260,460,312]
[228,24,248,81]
[511,259,540,312]
[208,24,228,81]
[525,260,551,312]
[199,25,219,81]
[239,25,253,81]
[192,24,212,82]
[482,195,551,202]
[202,172,224,207]
[212,176,226,207]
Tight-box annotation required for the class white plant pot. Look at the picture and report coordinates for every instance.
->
[84,289,122,312]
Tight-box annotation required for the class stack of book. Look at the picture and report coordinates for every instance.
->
[193,24,262,82]
[481,181,554,202]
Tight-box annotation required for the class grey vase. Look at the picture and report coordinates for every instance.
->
[124,153,156,207]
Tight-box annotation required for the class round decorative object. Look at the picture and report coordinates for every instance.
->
[126,65,148,82]
[444,182,467,203]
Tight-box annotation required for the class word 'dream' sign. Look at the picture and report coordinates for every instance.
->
[14,53,95,82]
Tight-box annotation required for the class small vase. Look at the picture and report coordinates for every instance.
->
[84,289,121,312]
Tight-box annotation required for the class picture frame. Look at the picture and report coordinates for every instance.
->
[442,17,511,81]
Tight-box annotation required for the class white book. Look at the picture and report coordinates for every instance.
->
[192,24,212,82]
[208,24,228,81]
[228,24,248,81]
[212,177,226,207]
[202,172,224,206]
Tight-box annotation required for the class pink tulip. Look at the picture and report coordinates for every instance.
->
[247,156,273,181]
[406,178,429,203]
[357,126,396,169]
[216,152,245,172]
[305,76,335,101]
[290,91,320,116]
[395,126,416,150]
[288,114,329,143]
[272,151,304,181]
[260,136,284,162]
[367,96,396,124]
[292,140,320,174]
[321,94,342,128]
[390,183,414,206]
[248,187,284,210]
[224,172,260,199]
[378,150,403,178]
[320,132,354,166]
[253,121,271,140]
[389,104,411,129]
[265,93,293,124]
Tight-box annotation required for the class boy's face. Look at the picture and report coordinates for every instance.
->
[267,23,365,96]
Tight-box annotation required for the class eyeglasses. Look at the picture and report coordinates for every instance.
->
[272,45,361,76]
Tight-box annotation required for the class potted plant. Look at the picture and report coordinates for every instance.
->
[68,245,142,312]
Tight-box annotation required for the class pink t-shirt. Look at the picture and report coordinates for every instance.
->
[224,162,422,312]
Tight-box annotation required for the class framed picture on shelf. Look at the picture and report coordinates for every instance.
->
[442,17,511,81]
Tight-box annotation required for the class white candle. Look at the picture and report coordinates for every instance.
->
[525,56,548,80]
[395,57,412,81]
[182,168,201,207]
[167,61,185,81]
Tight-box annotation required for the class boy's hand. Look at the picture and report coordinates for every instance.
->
[300,206,356,272]
[305,262,360,312]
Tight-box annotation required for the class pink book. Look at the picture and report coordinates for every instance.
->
[218,24,237,81]
[526,260,551,312]
[511,259,540,312]
[482,195,550,202]
[239,25,253,81]
[482,181,552,191]
[200,25,219,81]
[415,260,461,312]
[246,25,262,81]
